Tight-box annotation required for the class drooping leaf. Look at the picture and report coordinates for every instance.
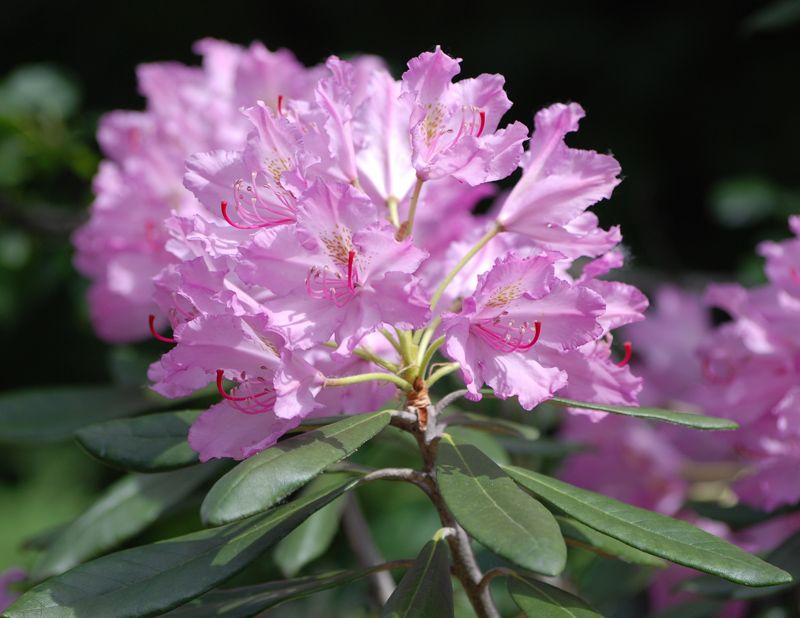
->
[436,434,566,576]
[381,538,453,618]
[503,465,791,587]
[679,528,800,599]
[160,563,407,618]
[31,462,223,582]
[3,478,357,618]
[0,386,163,443]
[508,574,603,618]
[543,397,738,430]
[74,410,202,472]
[556,516,667,567]
[202,410,390,526]
[442,412,540,440]
[446,426,511,465]
[273,474,348,577]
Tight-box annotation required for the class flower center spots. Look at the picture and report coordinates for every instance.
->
[473,316,541,353]
[485,282,523,308]
[423,102,486,154]
[306,250,359,308]
[220,173,296,229]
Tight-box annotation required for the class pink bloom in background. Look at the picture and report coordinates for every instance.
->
[0,568,25,612]
[77,39,645,464]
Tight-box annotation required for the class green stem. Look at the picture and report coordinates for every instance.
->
[322,341,399,372]
[426,362,460,388]
[417,316,442,364]
[418,335,446,377]
[325,373,413,391]
[380,328,403,355]
[429,222,503,312]
[396,328,417,373]
[398,177,424,240]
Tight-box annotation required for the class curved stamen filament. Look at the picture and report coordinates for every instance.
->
[617,342,633,367]
[149,315,177,343]
[476,110,486,138]
[215,369,277,412]
[306,251,359,308]
[277,94,284,117]
[220,174,297,230]
[473,319,541,353]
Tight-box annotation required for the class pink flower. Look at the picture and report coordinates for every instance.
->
[442,252,604,409]
[496,103,622,258]
[400,46,529,185]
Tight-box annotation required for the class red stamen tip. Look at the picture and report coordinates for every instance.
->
[531,320,542,346]
[149,315,177,343]
[617,341,632,367]
[221,200,270,230]
[277,95,284,117]
[476,110,486,137]
[347,250,356,290]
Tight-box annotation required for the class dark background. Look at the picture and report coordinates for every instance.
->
[0,0,798,389]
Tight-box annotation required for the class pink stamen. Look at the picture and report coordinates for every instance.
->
[216,369,274,404]
[617,341,632,367]
[149,315,177,343]
[476,110,486,137]
[474,319,541,353]
[347,251,356,291]
[221,201,271,230]
[277,95,284,117]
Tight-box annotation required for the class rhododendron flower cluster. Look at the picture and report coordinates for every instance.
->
[73,40,646,461]
[558,216,800,610]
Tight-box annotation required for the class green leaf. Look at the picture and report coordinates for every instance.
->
[680,528,800,599]
[0,386,163,443]
[508,574,602,618]
[503,465,792,587]
[543,397,738,430]
[74,410,202,472]
[31,462,223,582]
[160,564,403,618]
[556,516,667,567]
[436,434,566,576]
[381,538,453,618]
[273,474,348,577]
[497,437,590,458]
[3,478,357,618]
[443,412,540,440]
[202,410,390,526]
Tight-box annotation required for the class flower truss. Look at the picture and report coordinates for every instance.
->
[73,41,647,462]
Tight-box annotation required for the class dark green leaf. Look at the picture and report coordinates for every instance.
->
[442,412,540,440]
[0,386,163,443]
[160,564,405,618]
[497,437,590,458]
[508,574,603,617]
[75,411,202,472]
[503,465,791,587]
[556,516,667,567]
[273,474,347,577]
[436,434,566,576]
[381,538,453,618]
[31,463,223,582]
[202,410,390,526]
[680,528,800,599]
[543,397,738,431]
[3,478,357,618]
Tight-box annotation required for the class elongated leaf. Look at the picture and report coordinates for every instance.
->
[273,474,347,577]
[556,516,667,567]
[161,564,405,618]
[436,434,566,576]
[0,386,163,443]
[381,539,453,618]
[503,465,791,586]
[497,437,590,457]
[75,410,202,472]
[3,478,357,618]
[508,574,602,618]
[202,410,390,526]
[543,397,737,430]
[680,528,800,599]
[31,462,223,582]
[443,412,540,440]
